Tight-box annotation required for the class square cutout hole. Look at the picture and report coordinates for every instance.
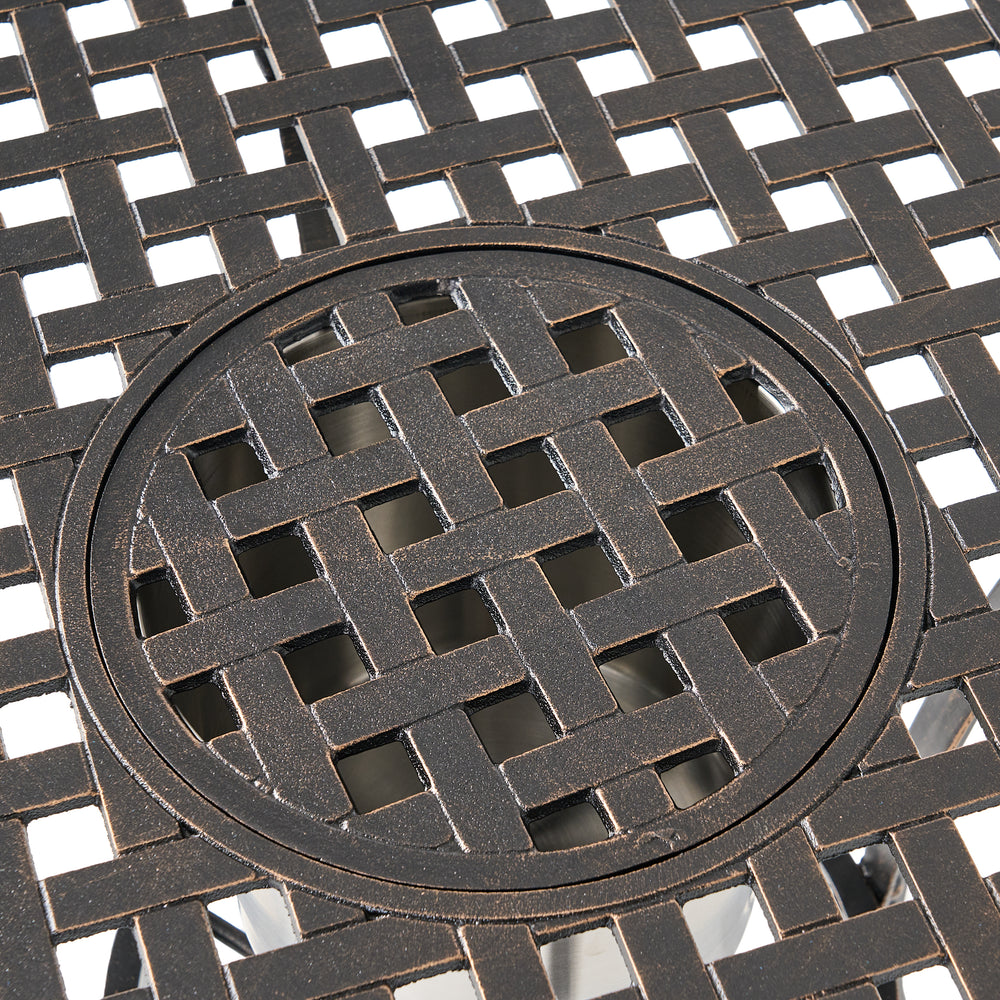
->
[727,101,801,148]
[0,178,71,228]
[386,180,462,232]
[148,234,222,286]
[314,397,391,456]
[0,98,45,141]
[321,23,391,68]
[190,439,267,500]
[391,284,459,325]
[539,927,633,1000]
[837,76,910,121]
[364,488,443,552]
[470,691,555,762]
[883,153,957,204]
[466,75,539,121]
[605,406,685,465]
[26,805,114,880]
[916,448,996,508]
[396,970,479,1000]
[794,1,864,45]
[235,532,318,598]
[118,151,191,202]
[267,209,339,259]
[723,596,807,663]
[352,100,425,149]
[528,799,608,851]
[207,50,269,94]
[686,25,757,70]
[945,50,1000,96]
[725,377,785,422]
[413,584,497,654]
[901,687,979,758]
[683,884,773,964]
[502,153,577,204]
[336,739,424,813]
[865,354,943,410]
[488,448,564,507]
[782,462,840,518]
[540,540,621,608]
[168,674,239,741]
[49,352,125,408]
[555,320,627,374]
[237,129,286,174]
[0,581,50,643]
[663,499,746,562]
[132,576,188,637]
[616,126,689,176]
[0,692,81,759]
[576,49,649,95]
[661,749,734,807]
[57,929,124,1000]
[281,325,341,365]
[658,208,734,259]
[771,180,847,231]
[92,73,163,118]
[22,262,98,316]
[598,641,683,712]
[436,357,510,415]
[432,0,502,44]
[931,236,1000,289]
[283,632,370,704]
[66,0,134,42]
[823,845,903,917]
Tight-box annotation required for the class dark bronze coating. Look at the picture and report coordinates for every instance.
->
[0,3,998,1000]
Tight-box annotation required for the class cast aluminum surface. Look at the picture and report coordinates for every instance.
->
[0,2,999,1000]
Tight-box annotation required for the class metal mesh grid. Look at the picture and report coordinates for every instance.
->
[0,1,999,998]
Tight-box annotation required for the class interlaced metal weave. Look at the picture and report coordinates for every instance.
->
[2,2,1000,999]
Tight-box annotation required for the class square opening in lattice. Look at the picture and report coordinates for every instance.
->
[386,180,462,232]
[235,532,318,598]
[686,25,758,70]
[207,50,269,94]
[528,799,609,851]
[0,478,21,528]
[823,844,904,917]
[0,691,80,759]
[364,488,443,551]
[663,499,747,562]
[148,234,222,286]
[26,805,114,879]
[336,738,424,813]
[916,448,996,508]
[576,49,650,95]
[683,884,774,964]
[208,886,298,961]
[488,447,564,507]
[432,0,502,45]
[66,0,134,41]
[817,264,894,317]
[907,0,968,16]
[900,687,982,757]
[49,352,125,408]
[782,461,841,518]
[314,396,392,456]
[970,551,1000,610]
[470,691,555,763]
[413,584,497,654]
[0,581,50,642]
[661,749,734,807]
[725,376,785,423]
[896,966,964,1000]
[0,22,18,58]
[118,151,192,202]
[864,354,943,411]
[727,101,801,149]
[283,632,370,704]
[794,1,865,45]
[0,98,44,141]
[132,575,188,638]
[540,540,622,608]
[658,208,734,259]
[546,0,611,16]
[723,595,807,663]
[838,75,910,121]
[395,970,478,1000]
[616,126,690,176]
[0,178,71,228]
[282,325,341,365]
[466,74,540,121]
[92,73,163,118]
[391,283,459,325]
[932,236,1000,289]
[183,0,235,14]
[268,209,339,259]
[598,640,684,711]
[168,674,240,742]
[22,262,98,316]
[604,405,685,465]
[237,129,286,174]
[771,180,847,231]
[553,317,627,374]
[352,100,425,149]
[502,153,577,204]
[189,439,267,500]
[321,23,391,68]
[436,357,511,415]
[955,803,1000,878]
[883,153,958,204]
[946,50,1000,96]
[539,927,633,1000]
[57,928,126,1000]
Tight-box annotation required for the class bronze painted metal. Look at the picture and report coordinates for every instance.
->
[0,3,998,1000]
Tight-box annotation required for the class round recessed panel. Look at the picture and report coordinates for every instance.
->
[60,229,922,918]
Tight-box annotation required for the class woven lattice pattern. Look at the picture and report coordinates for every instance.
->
[1,2,1000,999]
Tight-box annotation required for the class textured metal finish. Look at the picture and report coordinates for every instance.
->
[0,3,998,1000]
